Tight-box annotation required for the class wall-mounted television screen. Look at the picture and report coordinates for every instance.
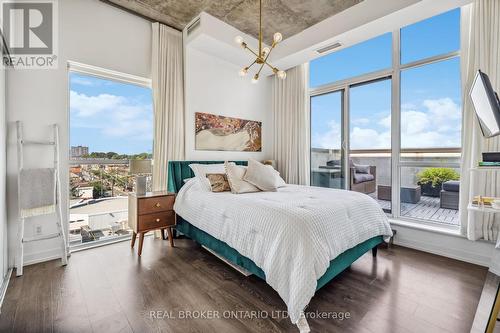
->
[470,70,500,138]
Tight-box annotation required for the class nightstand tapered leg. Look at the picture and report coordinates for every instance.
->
[131,232,137,248]
[166,227,174,247]
[138,233,145,256]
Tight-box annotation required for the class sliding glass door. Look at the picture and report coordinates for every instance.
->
[349,78,392,213]
[310,91,345,189]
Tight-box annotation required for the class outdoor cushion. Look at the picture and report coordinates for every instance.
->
[442,180,460,192]
[354,164,370,174]
[326,160,340,167]
[353,173,375,184]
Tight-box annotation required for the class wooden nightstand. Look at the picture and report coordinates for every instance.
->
[128,191,176,256]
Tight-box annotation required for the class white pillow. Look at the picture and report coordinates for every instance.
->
[243,159,280,192]
[274,170,286,187]
[189,163,235,191]
[225,162,260,194]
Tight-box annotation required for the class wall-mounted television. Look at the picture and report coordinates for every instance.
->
[470,70,500,138]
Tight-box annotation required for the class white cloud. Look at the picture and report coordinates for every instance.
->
[312,120,341,149]
[401,110,430,135]
[71,77,95,86]
[70,91,125,117]
[313,98,462,149]
[70,90,153,141]
[351,127,391,149]
[352,118,370,126]
[423,98,461,132]
[379,114,391,128]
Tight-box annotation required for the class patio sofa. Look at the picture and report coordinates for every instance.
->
[316,160,376,194]
[350,164,376,194]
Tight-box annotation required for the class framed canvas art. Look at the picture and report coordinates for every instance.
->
[195,112,262,152]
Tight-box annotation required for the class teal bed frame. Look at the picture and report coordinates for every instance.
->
[167,161,383,291]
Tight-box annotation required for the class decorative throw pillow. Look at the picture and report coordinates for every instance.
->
[189,163,235,191]
[243,159,280,191]
[274,170,286,187]
[225,162,260,194]
[354,164,370,174]
[206,173,231,192]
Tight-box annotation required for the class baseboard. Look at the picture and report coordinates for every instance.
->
[23,247,65,266]
[392,225,494,267]
[488,251,500,275]
[16,225,496,271]
[0,268,13,314]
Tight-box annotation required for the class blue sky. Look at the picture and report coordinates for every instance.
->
[310,8,462,150]
[70,73,153,155]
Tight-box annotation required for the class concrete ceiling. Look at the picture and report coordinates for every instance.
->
[104,0,364,43]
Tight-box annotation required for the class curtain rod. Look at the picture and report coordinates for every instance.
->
[99,0,182,32]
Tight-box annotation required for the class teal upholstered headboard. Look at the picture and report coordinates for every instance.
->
[167,161,248,193]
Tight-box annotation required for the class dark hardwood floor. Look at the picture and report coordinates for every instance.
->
[0,237,487,333]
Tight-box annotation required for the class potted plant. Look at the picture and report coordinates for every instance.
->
[416,168,460,197]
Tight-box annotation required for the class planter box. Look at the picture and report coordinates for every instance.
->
[419,183,442,197]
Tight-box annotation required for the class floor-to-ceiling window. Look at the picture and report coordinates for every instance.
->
[309,8,462,227]
[69,65,153,248]
[311,91,345,189]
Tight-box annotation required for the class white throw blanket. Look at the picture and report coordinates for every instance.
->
[19,168,56,218]
[174,180,393,324]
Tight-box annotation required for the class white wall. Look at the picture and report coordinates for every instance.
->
[6,0,152,265]
[185,46,273,161]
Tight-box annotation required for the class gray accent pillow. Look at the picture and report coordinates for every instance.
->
[353,173,375,184]
[354,164,370,174]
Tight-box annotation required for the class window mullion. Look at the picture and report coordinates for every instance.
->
[391,29,401,219]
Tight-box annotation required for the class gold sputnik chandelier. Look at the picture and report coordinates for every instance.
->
[234,0,286,83]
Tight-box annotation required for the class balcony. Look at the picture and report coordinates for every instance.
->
[311,148,461,226]
[69,158,151,247]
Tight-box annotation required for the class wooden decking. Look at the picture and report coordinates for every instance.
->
[370,194,460,225]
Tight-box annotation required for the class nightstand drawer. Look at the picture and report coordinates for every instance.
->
[138,195,175,215]
[138,211,175,232]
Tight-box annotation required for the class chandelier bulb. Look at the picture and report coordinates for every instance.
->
[273,32,283,43]
[277,70,286,80]
[234,36,244,45]
[262,47,271,56]
[251,74,259,84]
[238,67,248,77]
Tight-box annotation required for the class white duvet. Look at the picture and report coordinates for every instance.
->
[174,180,393,324]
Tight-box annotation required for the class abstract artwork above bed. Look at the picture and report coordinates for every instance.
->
[195,112,262,152]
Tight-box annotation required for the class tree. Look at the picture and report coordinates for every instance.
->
[90,181,106,198]
[106,152,118,159]
[70,178,80,198]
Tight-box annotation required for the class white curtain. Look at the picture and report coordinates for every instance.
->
[459,1,500,240]
[151,23,185,191]
[272,64,310,185]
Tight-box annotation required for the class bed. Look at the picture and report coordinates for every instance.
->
[167,160,392,332]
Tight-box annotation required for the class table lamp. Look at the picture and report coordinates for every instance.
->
[129,159,152,195]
